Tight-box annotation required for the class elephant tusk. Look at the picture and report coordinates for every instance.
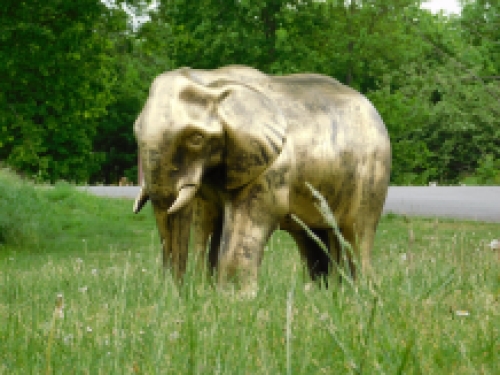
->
[168,185,198,214]
[133,186,150,214]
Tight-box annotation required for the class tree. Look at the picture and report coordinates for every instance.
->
[139,0,332,73]
[2,0,497,184]
[91,37,160,184]
[0,0,117,182]
[369,6,500,184]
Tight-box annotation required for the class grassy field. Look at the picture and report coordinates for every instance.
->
[1,169,499,374]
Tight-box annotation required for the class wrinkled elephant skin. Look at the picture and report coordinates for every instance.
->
[133,65,391,291]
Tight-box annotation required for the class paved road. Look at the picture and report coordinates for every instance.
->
[383,186,500,222]
[81,186,500,223]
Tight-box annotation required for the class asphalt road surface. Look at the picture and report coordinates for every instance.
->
[81,186,500,223]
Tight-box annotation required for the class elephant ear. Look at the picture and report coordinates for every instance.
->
[215,83,287,189]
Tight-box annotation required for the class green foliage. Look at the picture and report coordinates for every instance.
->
[138,0,426,86]
[1,0,499,185]
[91,39,154,184]
[0,0,118,182]
[369,7,500,184]
[461,154,500,185]
[139,0,292,72]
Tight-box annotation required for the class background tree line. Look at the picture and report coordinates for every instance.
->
[1,0,499,185]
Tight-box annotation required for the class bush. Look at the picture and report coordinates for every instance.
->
[0,169,49,247]
[0,170,81,250]
[460,154,500,185]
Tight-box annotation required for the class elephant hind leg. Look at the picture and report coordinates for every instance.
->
[329,225,355,280]
[190,195,223,276]
[290,222,377,284]
[337,222,377,280]
[354,224,377,276]
[290,229,332,283]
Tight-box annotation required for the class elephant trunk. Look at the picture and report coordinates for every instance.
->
[153,201,193,282]
[133,186,194,282]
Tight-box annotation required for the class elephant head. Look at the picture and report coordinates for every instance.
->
[133,69,287,280]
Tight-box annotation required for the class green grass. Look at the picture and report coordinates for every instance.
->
[1,169,499,374]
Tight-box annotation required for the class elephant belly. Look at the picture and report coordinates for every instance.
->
[286,142,389,231]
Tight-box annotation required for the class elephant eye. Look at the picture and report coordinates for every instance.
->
[187,132,204,147]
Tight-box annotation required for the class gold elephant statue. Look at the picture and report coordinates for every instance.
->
[133,65,391,292]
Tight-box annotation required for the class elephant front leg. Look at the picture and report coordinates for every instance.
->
[190,196,222,275]
[217,202,277,297]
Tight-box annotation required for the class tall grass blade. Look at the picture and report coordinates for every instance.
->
[286,282,295,375]
[291,214,354,288]
[358,296,378,375]
[396,335,415,375]
[419,268,456,300]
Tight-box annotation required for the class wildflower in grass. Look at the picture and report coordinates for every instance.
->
[319,312,329,321]
[304,282,314,292]
[63,334,73,345]
[78,286,88,293]
[91,268,98,275]
[55,293,64,319]
[489,239,499,251]
[169,331,179,341]
[74,258,84,272]
[455,310,470,317]
[86,326,93,333]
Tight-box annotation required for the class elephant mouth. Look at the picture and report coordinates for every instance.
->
[167,185,198,214]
